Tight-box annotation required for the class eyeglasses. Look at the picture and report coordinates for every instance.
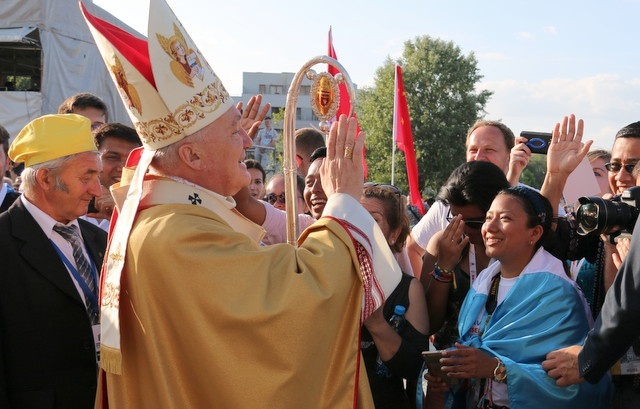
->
[264,193,302,204]
[605,162,637,174]
[446,209,485,230]
[264,193,286,204]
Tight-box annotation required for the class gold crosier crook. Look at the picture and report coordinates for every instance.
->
[283,56,357,245]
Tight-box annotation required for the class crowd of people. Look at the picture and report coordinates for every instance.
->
[1,1,640,409]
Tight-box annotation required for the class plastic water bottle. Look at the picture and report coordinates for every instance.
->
[375,305,407,378]
[389,305,407,332]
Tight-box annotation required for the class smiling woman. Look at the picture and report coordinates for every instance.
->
[421,161,510,408]
[439,186,612,409]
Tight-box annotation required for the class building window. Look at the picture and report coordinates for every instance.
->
[300,85,310,95]
[0,27,41,91]
[269,85,284,95]
[296,107,302,120]
[259,84,266,94]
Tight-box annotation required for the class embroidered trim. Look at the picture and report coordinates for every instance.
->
[324,216,382,321]
[134,81,230,145]
[355,241,376,319]
[101,281,120,310]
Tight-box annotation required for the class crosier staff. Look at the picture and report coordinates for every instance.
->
[283,56,356,245]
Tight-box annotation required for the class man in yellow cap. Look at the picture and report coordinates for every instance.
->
[83,1,401,408]
[0,113,107,409]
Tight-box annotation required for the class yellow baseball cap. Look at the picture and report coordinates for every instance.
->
[9,114,98,167]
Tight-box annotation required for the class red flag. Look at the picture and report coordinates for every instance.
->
[394,65,424,214]
[328,27,368,178]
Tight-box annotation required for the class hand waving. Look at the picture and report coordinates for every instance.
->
[236,94,271,139]
[321,115,365,200]
[547,114,592,176]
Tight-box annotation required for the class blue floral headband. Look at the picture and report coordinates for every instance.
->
[506,186,548,225]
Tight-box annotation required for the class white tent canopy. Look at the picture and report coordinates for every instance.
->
[0,0,139,140]
[0,26,38,43]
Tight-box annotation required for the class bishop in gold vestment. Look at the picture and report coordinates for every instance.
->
[82,1,401,407]
[98,177,398,408]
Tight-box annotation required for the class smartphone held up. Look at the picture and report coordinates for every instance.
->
[521,131,552,155]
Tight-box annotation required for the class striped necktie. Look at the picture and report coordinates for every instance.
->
[53,224,98,324]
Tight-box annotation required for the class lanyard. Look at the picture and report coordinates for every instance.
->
[485,274,501,315]
[50,240,99,315]
[468,244,478,283]
[478,274,501,337]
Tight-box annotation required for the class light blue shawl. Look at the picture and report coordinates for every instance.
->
[457,247,612,408]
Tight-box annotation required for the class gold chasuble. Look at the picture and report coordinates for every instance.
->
[97,177,401,408]
[81,0,401,406]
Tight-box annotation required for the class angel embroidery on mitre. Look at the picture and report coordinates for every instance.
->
[111,55,143,114]
[156,23,204,88]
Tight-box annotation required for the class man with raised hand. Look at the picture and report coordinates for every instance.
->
[82,1,401,407]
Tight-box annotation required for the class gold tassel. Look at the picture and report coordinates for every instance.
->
[100,345,123,375]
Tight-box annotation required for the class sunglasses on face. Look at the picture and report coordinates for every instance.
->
[605,162,637,174]
[264,193,286,204]
[363,182,402,194]
[446,209,485,230]
[264,193,302,205]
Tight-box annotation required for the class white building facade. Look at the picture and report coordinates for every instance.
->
[234,71,319,131]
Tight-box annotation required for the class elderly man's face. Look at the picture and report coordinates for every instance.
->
[191,107,253,196]
[44,152,103,224]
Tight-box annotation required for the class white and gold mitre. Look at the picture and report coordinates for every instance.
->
[80,0,238,374]
[80,0,234,150]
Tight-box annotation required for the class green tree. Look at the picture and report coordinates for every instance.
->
[518,155,547,190]
[358,36,492,194]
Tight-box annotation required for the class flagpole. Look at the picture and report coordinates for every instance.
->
[391,65,398,186]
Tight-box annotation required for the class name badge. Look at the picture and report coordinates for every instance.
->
[93,324,101,363]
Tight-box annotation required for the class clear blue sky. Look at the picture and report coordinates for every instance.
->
[94,0,640,150]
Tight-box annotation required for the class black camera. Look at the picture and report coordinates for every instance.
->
[576,186,640,243]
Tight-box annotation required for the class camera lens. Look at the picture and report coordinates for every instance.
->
[576,192,639,237]
[576,203,600,235]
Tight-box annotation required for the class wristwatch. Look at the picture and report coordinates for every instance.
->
[493,358,507,383]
